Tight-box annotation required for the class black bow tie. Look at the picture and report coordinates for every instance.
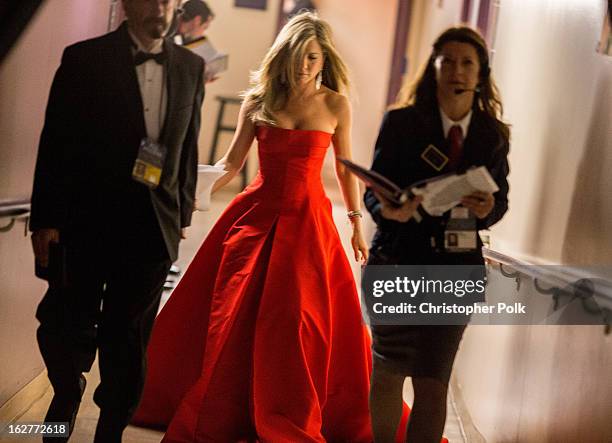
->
[134,51,166,66]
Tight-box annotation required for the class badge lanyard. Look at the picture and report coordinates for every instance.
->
[132,62,168,189]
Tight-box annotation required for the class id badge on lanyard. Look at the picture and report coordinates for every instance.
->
[444,206,478,252]
[132,137,167,188]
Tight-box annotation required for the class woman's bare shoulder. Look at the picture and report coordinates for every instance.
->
[322,88,350,116]
[240,97,257,115]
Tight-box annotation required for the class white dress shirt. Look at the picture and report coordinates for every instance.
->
[439,106,472,139]
[128,29,167,142]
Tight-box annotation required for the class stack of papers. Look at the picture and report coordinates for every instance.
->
[193,39,228,82]
[411,166,499,216]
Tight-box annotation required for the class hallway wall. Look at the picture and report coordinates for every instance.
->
[0,0,111,406]
[489,0,612,265]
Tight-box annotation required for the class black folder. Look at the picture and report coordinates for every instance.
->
[338,158,411,205]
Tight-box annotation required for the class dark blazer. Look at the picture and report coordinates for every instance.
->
[364,104,510,265]
[30,23,205,261]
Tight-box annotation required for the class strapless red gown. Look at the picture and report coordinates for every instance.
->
[132,126,411,442]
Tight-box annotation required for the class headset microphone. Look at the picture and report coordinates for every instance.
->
[454,87,480,95]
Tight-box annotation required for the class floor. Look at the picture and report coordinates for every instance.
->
[1,180,465,443]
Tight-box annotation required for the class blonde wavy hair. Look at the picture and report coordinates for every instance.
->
[242,11,350,125]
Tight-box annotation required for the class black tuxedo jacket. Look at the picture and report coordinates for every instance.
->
[364,104,510,264]
[30,23,204,261]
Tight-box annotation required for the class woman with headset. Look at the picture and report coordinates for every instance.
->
[364,27,510,442]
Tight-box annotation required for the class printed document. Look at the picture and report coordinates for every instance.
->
[411,166,499,216]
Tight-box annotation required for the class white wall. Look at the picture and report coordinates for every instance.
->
[489,0,612,265]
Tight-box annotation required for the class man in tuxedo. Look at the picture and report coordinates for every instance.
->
[30,0,204,441]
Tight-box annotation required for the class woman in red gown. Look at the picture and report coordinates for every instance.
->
[132,12,411,442]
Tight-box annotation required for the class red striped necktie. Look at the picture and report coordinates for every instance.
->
[447,124,463,170]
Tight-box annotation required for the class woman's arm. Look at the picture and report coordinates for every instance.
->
[330,95,368,262]
[211,100,256,193]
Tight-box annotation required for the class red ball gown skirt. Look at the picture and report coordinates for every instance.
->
[132,126,411,442]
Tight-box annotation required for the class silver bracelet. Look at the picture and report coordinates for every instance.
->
[347,210,363,219]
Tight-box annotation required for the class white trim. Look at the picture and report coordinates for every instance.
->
[0,371,50,430]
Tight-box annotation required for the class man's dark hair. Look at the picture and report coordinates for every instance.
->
[181,0,214,22]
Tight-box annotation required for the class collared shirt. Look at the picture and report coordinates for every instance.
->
[439,106,472,139]
[128,28,167,141]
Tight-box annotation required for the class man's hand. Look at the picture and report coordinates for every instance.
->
[181,227,188,239]
[376,192,423,223]
[31,229,60,268]
[461,191,494,219]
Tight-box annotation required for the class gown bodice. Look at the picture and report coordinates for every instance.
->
[249,126,333,208]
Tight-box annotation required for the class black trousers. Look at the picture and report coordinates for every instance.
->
[36,236,171,430]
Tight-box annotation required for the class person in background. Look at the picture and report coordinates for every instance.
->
[364,26,510,443]
[177,0,226,84]
[177,0,214,45]
[29,0,204,441]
